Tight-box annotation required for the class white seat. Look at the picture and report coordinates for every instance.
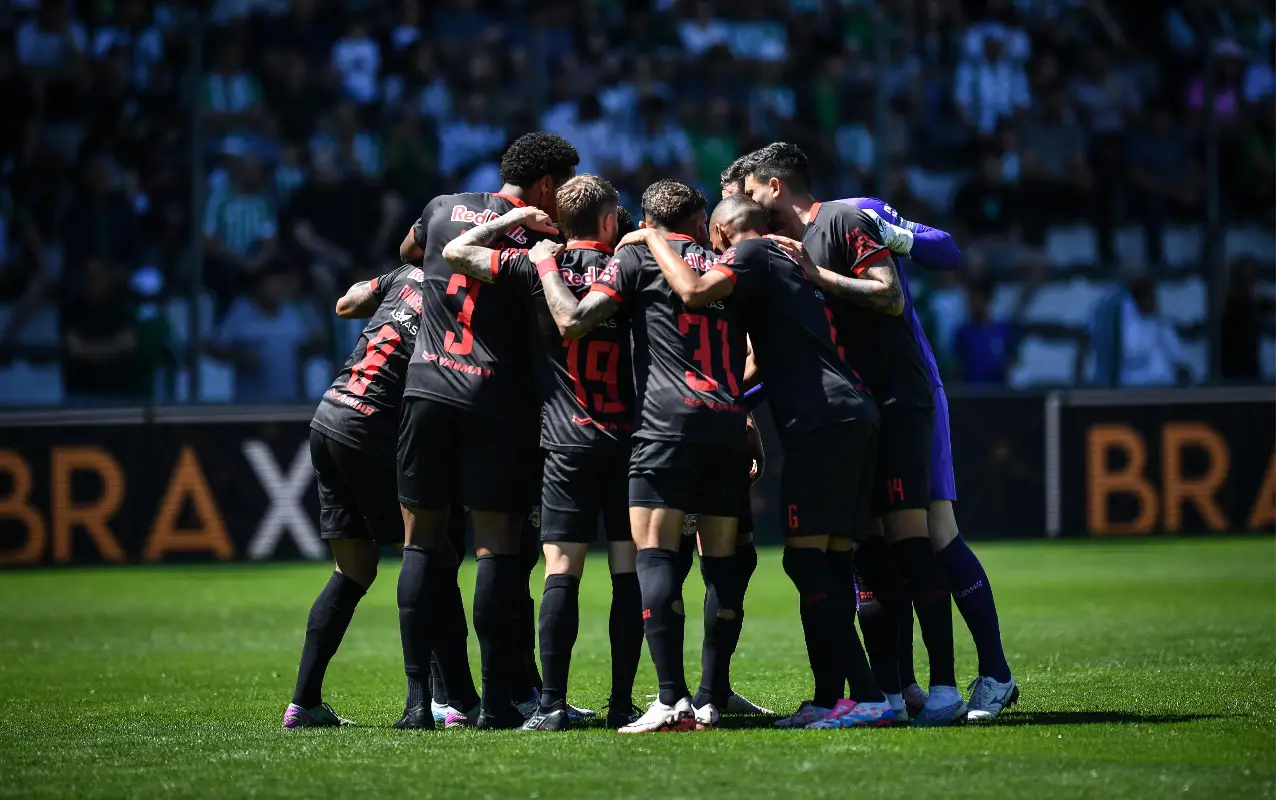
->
[1044,225,1098,270]
[1162,226,1202,270]
[1021,278,1111,328]
[0,360,64,405]
[989,282,1023,320]
[1225,228,1275,263]
[167,292,217,345]
[1008,336,1077,387]
[304,356,334,400]
[1114,226,1147,268]
[1156,277,1206,326]
[197,356,235,403]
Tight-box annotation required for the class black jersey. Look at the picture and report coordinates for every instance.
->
[592,234,747,451]
[801,201,933,410]
[494,242,635,454]
[311,264,425,451]
[715,236,879,433]
[402,192,554,414]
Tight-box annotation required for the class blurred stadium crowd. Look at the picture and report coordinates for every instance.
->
[0,0,1272,405]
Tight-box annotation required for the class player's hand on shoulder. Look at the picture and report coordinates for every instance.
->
[507,206,560,236]
[767,234,817,274]
[528,238,564,264]
[616,229,658,250]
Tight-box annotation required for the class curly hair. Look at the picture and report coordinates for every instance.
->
[498,132,580,188]
[720,155,755,194]
[555,174,619,240]
[616,205,636,238]
[746,142,811,193]
[641,179,707,231]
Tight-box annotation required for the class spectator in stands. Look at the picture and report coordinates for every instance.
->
[1221,257,1276,382]
[331,22,381,106]
[203,154,278,317]
[1070,44,1139,263]
[1078,274,1193,388]
[61,154,141,278]
[1019,84,1092,238]
[208,270,324,403]
[1128,103,1200,268]
[952,277,1018,385]
[954,26,1030,137]
[60,258,145,404]
[203,40,265,144]
[951,149,1023,271]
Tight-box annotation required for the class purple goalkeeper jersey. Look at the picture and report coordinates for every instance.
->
[838,197,960,390]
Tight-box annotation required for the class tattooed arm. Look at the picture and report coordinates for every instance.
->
[538,267,620,340]
[441,206,559,283]
[769,235,905,316]
[335,280,379,318]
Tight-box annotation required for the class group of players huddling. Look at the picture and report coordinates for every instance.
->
[284,131,1020,734]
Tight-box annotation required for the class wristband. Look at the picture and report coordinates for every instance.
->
[536,258,559,278]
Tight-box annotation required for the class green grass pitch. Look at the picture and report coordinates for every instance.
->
[1,538,1273,799]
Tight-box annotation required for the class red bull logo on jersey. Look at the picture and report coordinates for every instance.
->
[559,265,610,287]
[450,206,529,245]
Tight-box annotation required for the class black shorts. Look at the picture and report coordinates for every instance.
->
[396,396,538,513]
[540,449,630,544]
[781,420,878,541]
[629,439,746,518]
[872,407,934,516]
[681,472,755,540]
[310,429,402,544]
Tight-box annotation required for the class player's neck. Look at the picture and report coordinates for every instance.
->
[496,183,526,202]
[792,195,818,226]
[730,231,764,245]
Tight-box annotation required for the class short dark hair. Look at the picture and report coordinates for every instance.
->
[641,179,706,230]
[747,142,811,193]
[498,132,580,188]
[710,193,769,234]
[720,155,755,192]
[616,205,636,238]
[555,174,619,240]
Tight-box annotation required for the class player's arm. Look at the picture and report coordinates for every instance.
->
[857,199,962,271]
[335,280,378,318]
[441,207,559,283]
[770,234,904,316]
[616,229,733,307]
[743,335,761,387]
[537,264,620,340]
[399,225,423,263]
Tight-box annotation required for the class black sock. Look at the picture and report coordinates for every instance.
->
[608,571,643,704]
[825,549,883,703]
[537,573,580,711]
[676,531,696,586]
[898,604,918,688]
[292,571,366,708]
[636,548,688,706]
[398,546,442,711]
[520,538,543,694]
[429,658,446,706]
[695,554,744,708]
[893,537,956,687]
[783,547,883,705]
[506,566,538,704]
[738,540,758,590]
[473,553,522,711]
[850,539,904,694]
[435,562,479,710]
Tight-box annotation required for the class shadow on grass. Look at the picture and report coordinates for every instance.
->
[992,711,1233,727]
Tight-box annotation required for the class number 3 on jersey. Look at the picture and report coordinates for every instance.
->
[443,273,481,355]
[678,313,740,395]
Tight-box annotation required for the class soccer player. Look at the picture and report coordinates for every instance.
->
[532,179,748,733]
[395,132,578,730]
[636,193,892,728]
[440,175,645,731]
[743,142,965,726]
[834,197,1017,721]
[283,264,425,729]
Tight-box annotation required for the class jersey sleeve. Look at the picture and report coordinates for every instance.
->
[829,205,893,277]
[412,195,447,248]
[714,239,763,292]
[589,248,639,306]
[493,249,538,295]
[369,265,408,300]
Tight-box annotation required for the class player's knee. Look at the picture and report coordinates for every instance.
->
[884,508,928,543]
[927,500,959,551]
[331,540,379,589]
[543,543,586,579]
[782,546,824,594]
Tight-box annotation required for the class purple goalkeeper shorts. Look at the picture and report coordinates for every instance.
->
[931,386,957,502]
